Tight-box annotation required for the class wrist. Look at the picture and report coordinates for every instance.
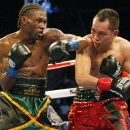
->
[97,78,113,91]
[122,71,129,77]
[6,66,20,78]
[68,39,78,51]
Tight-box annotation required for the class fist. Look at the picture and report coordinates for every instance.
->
[48,40,71,64]
[8,43,31,70]
[100,55,123,78]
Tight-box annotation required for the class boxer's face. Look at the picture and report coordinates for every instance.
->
[91,17,115,50]
[24,9,47,40]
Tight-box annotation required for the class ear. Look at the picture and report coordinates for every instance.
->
[20,16,27,25]
[113,30,119,38]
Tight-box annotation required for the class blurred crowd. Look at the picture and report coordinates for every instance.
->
[47,51,77,121]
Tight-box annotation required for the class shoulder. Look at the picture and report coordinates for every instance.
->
[114,36,130,49]
[42,28,64,42]
[83,34,92,44]
[83,34,93,48]
[114,36,130,60]
[0,32,17,44]
[83,34,92,39]
[0,32,17,52]
[114,36,130,44]
[43,28,63,38]
[0,36,10,47]
[43,28,63,34]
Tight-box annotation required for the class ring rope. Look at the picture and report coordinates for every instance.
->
[47,60,76,99]
[45,88,76,99]
[47,60,75,70]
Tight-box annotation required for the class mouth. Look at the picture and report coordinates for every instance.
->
[94,42,100,46]
[38,32,43,37]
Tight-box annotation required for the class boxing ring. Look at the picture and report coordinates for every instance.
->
[46,60,76,98]
[46,59,130,129]
[46,60,76,129]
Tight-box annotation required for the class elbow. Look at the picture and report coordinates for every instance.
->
[1,85,9,91]
[75,75,83,86]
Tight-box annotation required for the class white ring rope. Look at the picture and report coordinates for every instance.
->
[46,60,76,99]
[45,88,76,99]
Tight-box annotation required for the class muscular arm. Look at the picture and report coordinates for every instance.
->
[0,74,16,91]
[43,28,89,49]
[75,34,99,89]
[43,28,76,42]
[121,39,130,77]
[0,41,16,91]
[75,48,98,89]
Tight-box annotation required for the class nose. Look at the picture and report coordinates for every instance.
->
[40,22,46,30]
[94,33,99,41]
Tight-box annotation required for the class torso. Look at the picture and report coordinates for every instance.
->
[85,35,126,79]
[0,29,62,78]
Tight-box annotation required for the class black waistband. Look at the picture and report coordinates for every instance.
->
[74,87,98,102]
[15,76,47,86]
[9,76,47,97]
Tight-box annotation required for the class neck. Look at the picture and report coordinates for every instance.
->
[96,40,115,54]
[16,30,36,45]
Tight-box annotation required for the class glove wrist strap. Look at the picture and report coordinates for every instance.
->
[122,71,129,77]
[6,66,20,78]
[97,78,113,91]
[68,39,78,51]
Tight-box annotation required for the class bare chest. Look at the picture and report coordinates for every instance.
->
[90,52,124,78]
[20,46,49,77]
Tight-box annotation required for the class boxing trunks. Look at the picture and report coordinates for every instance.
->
[0,76,64,130]
[67,87,129,130]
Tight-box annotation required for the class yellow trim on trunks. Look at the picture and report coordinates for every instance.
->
[0,92,58,130]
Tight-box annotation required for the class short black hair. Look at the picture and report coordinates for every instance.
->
[93,8,120,31]
[17,2,45,29]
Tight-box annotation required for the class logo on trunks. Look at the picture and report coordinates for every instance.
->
[70,88,76,94]
[69,108,75,114]
[24,86,40,96]
[47,105,63,126]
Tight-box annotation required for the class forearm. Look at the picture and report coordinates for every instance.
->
[75,73,99,89]
[0,73,16,91]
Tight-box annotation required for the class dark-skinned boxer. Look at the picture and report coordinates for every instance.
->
[0,3,82,130]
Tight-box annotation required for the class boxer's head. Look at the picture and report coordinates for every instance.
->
[93,8,119,32]
[17,2,45,29]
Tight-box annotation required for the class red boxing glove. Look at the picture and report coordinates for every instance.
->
[97,77,130,100]
[97,78,112,91]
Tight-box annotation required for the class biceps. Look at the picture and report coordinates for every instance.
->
[122,60,130,74]
[75,51,91,76]
[58,34,76,40]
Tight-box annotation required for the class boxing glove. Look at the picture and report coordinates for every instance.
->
[6,43,31,78]
[100,55,128,78]
[48,39,78,64]
[97,77,130,100]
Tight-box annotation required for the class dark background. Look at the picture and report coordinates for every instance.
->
[0,0,130,121]
[0,0,130,39]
